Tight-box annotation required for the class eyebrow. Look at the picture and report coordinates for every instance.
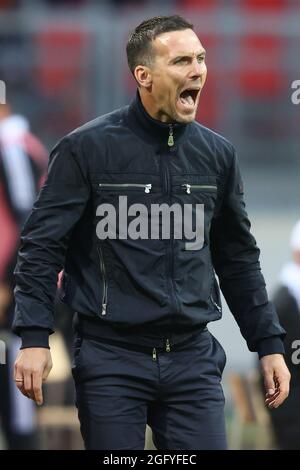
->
[170,50,206,63]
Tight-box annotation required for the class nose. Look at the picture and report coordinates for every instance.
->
[189,58,204,80]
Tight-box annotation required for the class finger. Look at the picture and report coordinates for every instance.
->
[32,370,43,405]
[23,369,34,401]
[14,366,22,385]
[267,382,289,408]
[15,376,26,396]
[271,386,289,408]
[276,374,290,403]
[16,379,31,399]
[14,364,27,397]
[265,392,281,408]
[265,384,280,397]
[265,389,280,399]
[266,397,280,408]
[263,369,276,396]
[267,393,283,408]
[265,390,280,403]
[13,361,19,381]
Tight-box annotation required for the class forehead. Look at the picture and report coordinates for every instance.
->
[153,29,204,58]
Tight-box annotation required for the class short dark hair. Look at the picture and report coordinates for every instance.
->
[126,15,194,76]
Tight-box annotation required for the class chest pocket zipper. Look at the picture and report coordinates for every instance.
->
[97,245,108,316]
[99,183,152,193]
[181,184,217,194]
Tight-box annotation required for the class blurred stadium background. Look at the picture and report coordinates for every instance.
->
[0,0,299,450]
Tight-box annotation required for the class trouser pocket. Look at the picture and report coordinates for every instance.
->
[210,332,227,375]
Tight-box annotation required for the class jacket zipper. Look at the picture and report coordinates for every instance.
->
[98,183,152,193]
[153,126,176,357]
[97,245,108,316]
[162,126,181,322]
[181,184,217,194]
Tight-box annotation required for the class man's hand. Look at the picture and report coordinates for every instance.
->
[260,353,290,409]
[14,348,53,405]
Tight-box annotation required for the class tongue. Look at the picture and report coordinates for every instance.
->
[180,92,194,106]
[185,94,194,105]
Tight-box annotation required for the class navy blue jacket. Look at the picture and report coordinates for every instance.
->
[12,91,285,357]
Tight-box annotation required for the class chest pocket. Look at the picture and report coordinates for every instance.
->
[98,182,153,193]
[170,175,219,250]
[171,174,218,213]
[92,174,161,200]
[91,174,163,238]
[172,182,218,195]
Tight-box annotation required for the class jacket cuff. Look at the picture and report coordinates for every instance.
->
[20,328,50,349]
[256,336,285,359]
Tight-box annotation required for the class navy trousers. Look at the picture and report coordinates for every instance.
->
[71,328,227,450]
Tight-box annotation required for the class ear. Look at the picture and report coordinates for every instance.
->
[134,65,152,89]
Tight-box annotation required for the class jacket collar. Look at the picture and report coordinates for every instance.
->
[125,90,190,147]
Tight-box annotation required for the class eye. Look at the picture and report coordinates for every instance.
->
[175,57,189,65]
[197,55,205,63]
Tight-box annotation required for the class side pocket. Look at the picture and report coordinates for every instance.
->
[97,244,109,318]
[210,264,222,314]
[211,333,227,375]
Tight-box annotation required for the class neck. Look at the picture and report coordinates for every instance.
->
[125,90,189,147]
[138,88,173,123]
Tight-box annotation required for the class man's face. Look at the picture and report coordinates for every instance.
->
[147,29,207,123]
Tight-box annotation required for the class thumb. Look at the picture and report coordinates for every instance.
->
[264,370,276,395]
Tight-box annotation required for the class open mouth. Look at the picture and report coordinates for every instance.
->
[178,88,200,109]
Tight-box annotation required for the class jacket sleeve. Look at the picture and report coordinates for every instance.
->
[210,149,286,358]
[12,136,90,348]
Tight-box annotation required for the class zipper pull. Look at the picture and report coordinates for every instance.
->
[145,183,152,193]
[182,183,191,194]
[166,339,171,353]
[152,348,157,361]
[101,303,107,316]
[168,124,174,147]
